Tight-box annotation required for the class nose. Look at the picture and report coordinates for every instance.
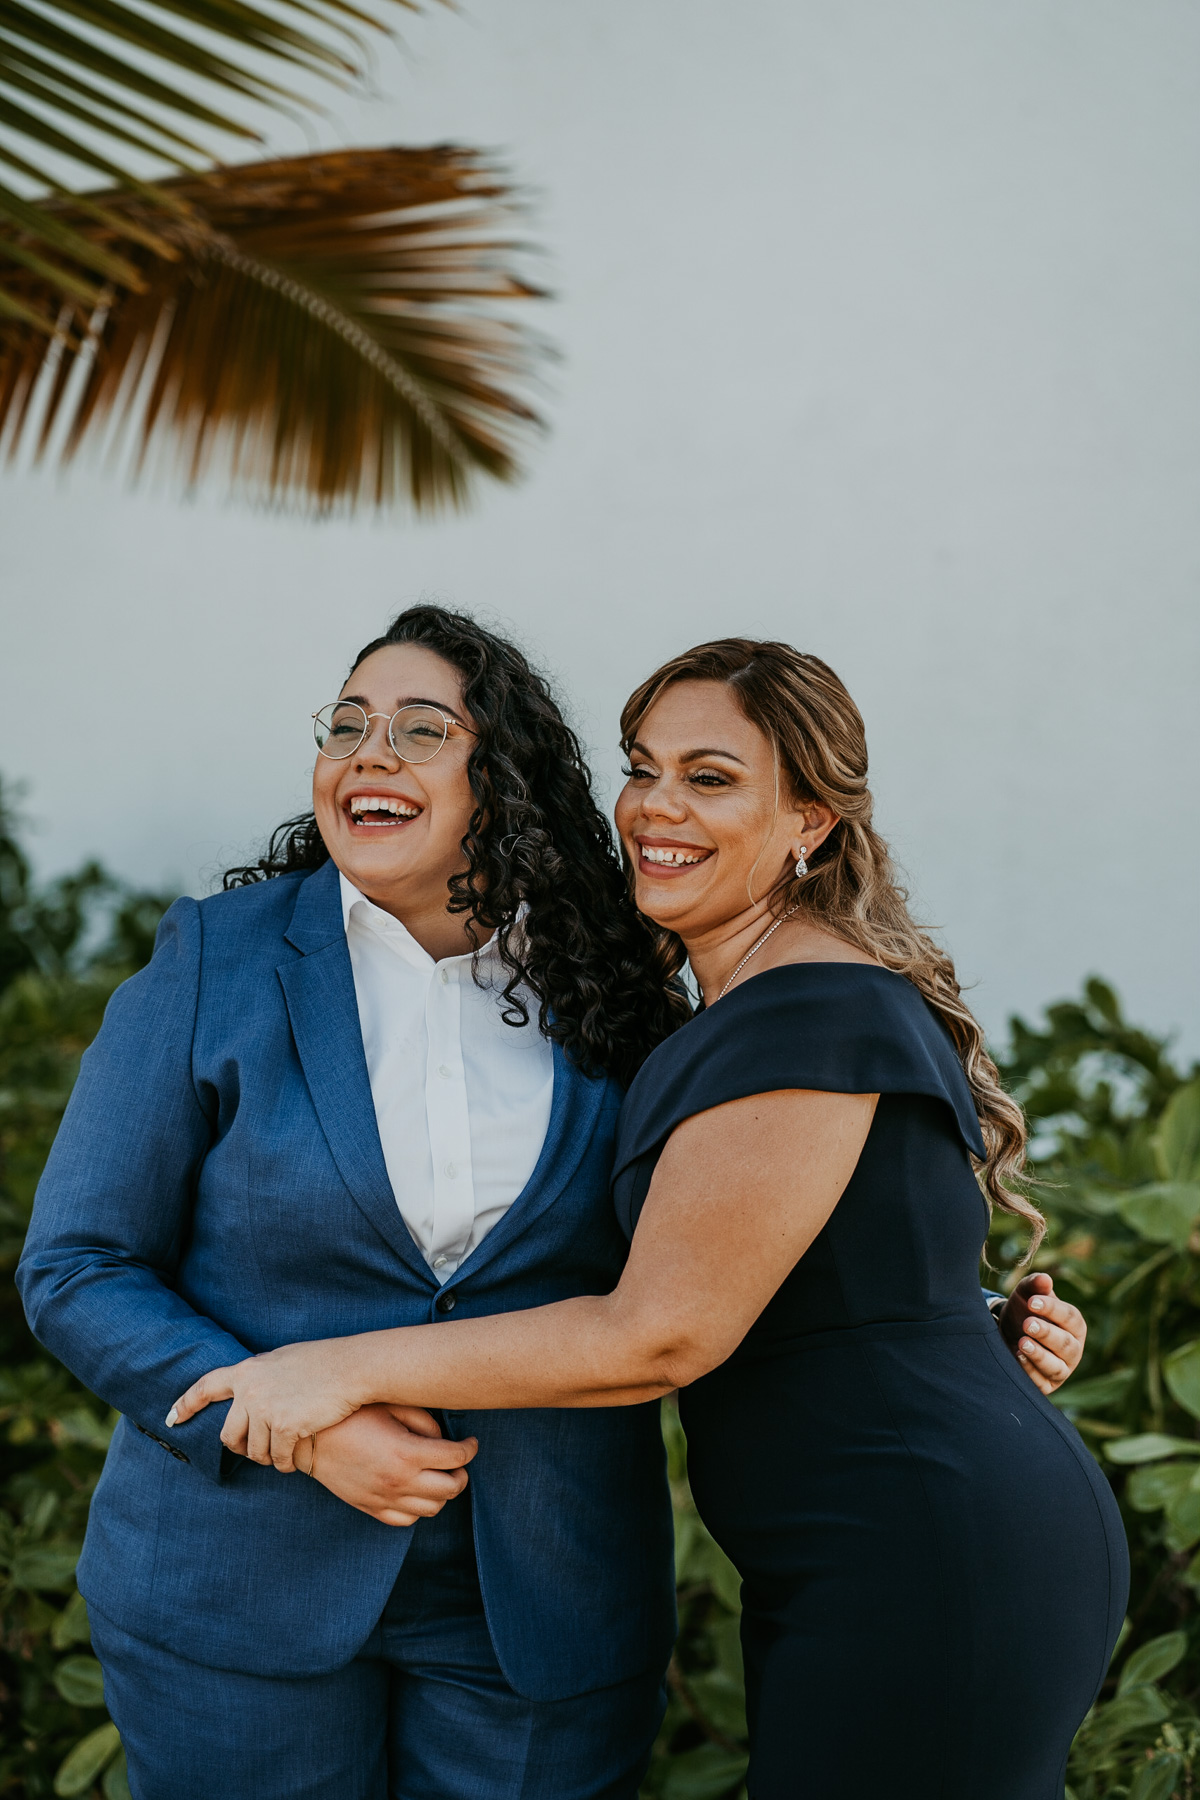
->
[354,712,401,771]
[640,773,689,823]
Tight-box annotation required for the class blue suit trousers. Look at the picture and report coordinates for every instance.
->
[90,1493,666,1800]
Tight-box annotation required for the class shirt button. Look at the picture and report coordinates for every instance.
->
[438,1064,452,1079]
[445,1162,457,1179]
[436,1293,457,1314]
[432,1255,448,1270]
[439,968,450,985]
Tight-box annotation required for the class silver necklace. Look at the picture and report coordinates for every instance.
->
[715,907,797,1002]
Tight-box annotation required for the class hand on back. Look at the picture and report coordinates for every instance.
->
[998,1273,1086,1396]
[301,1404,477,1527]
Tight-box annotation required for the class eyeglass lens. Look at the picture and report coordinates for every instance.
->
[313,703,450,764]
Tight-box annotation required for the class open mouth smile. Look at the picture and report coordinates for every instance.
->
[635,838,714,877]
[344,793,424,830]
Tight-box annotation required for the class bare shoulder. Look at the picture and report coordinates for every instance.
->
[768,919,883,972]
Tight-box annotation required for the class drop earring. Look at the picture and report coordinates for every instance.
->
[795,848,808,879]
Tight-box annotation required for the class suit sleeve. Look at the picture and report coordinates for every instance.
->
[16,896,252,1484]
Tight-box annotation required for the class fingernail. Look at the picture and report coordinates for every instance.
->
[165,1407,179,1427]
[1026,1320,1041,1334]
[1029,1297,1045,1311]
[1021,1340,1035,1355]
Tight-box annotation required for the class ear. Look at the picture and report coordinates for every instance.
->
[788,801,839,864]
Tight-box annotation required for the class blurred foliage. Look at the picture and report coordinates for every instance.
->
[0,779,171,1796]
[996,980,1200,1800]
[2,784,1199,1797]
[642,977,1200,1800]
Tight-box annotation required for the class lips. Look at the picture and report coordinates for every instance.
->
[343,791,423,829]
[634,837,713,877]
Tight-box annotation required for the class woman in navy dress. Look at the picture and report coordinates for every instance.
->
[176,637,1124,1798]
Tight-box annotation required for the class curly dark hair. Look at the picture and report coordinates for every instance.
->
[224,605,690,1085]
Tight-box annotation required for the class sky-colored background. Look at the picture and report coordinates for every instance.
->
[2,0,1197,1056]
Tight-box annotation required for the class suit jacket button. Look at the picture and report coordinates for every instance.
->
[436,1293,456,1314]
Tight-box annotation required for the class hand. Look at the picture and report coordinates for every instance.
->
[168,1337,372,1470]
[998,1273,1086,1396]
[297,1404,477,1527]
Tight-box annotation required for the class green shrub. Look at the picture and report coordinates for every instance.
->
[997,984,1200,1800]
[0,783,170,1797]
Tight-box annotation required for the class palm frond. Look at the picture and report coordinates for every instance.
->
[0,146,550,512]
[0,0,425,316]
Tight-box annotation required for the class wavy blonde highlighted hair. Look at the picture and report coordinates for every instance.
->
[620,637,1042,1251]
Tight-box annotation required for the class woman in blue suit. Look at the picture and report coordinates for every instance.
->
[18,607,692,1800]
[21,610,1085,1800]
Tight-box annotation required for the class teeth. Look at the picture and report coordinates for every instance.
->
[348,795,420,819]
[643,846,706,865]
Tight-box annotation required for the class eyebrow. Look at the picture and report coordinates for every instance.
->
[339,693,472,728]
[629,739,747,766]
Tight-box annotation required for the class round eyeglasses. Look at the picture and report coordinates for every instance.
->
[312,702,470,764]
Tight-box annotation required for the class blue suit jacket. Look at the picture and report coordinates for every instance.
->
[17,860,677,1697]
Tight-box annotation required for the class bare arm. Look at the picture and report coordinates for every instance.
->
[170,1088,878,1469]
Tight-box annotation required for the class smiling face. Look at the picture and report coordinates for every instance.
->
[615,679,823,944]
[311,644,478,932]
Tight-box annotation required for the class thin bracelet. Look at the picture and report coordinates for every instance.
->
[298,1436,318,1478]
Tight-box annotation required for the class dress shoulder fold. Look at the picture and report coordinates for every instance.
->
[613,963,986,1184]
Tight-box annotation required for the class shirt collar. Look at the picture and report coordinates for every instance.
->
[338,871,509,973]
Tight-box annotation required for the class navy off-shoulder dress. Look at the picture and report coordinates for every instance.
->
[612,964,1128,1800]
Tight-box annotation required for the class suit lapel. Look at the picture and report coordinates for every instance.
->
[450,1044,609,1283]
[277,863,434,1284]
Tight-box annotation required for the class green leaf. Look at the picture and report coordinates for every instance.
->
[1106,1434,1200,1464]
[1129,1753,1185,1800]
[1163,1340,1200,1422]
[103,1750,133,1800]
[686,1669,748,1741]
[51,1589,90,1649]
[1050,1368,1135,1413]
[11,1543,81,1591]
[54,1722,120,1796]
[1085,1683,1171,1747]
[53,1654,105,1707]
[1164,1484,1200,1552]
[709,1614,745,1684]
[1126,1462,1196,1513]
[1118,1631,1188,1692]
[1155,1078,1200,1181]
[52,1656,105,1699]
[51,1407,116,1450]
[1116,1183,1200,1249]
[706,1542,743,1615]
[680,1523,742,1611]
[673,1510,699,1584]
[1078,1186,1129,1216]
[661,1744,750,1800]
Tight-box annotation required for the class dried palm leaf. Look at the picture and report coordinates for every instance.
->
[0,146,549,512]
[0,0,425,317]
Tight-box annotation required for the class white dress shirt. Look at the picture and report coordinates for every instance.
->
[340,874,555,1282]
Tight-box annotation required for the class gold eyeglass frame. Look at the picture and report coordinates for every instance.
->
[311,702,475,764]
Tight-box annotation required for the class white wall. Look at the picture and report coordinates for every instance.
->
[2,0,1198,1055]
